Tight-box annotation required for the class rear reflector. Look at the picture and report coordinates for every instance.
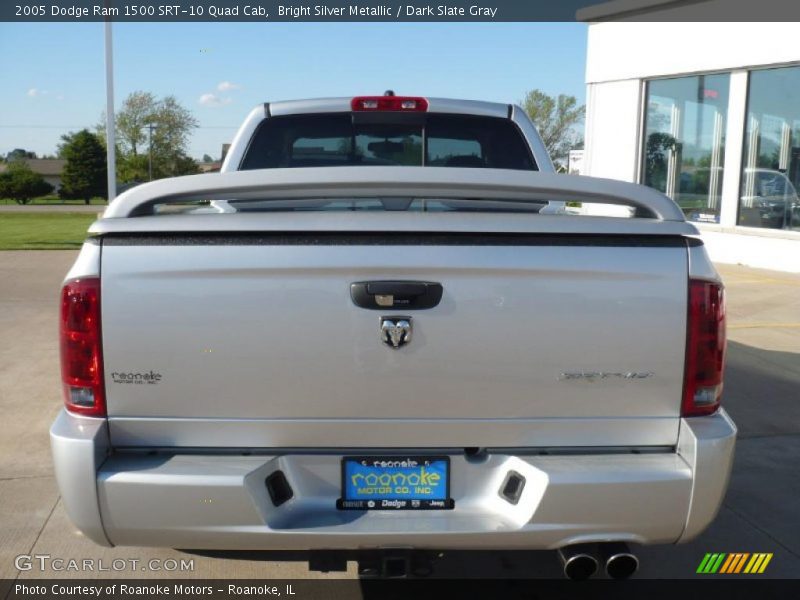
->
[682,279,726,417]
[60,277,105,417]
[351,96,428,112]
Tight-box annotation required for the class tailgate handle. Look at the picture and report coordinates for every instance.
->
[351,281,443,310]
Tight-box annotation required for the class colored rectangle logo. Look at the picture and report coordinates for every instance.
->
[697,552,773,574]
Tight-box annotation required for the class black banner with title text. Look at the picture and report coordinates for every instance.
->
[4,579,800,600]
[3,0,800,22]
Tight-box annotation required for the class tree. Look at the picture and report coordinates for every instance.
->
[6,148,37,162]
[521,90,585,164]
[173,154,200,176]
[0,171,9,199]
[58,130,108,203]
[99,91,199,182]
[0,161,53,204]
[202,154,214,163]
[116,153,149,184]
[115,91,155,157]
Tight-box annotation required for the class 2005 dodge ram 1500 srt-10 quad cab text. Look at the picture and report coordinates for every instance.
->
[51,96,735,580]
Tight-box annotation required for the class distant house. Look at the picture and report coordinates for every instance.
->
[0,158,66,192]
[198,143,232,174]
[198,162,222,173]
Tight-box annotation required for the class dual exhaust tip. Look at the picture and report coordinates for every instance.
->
[558,542,639,580]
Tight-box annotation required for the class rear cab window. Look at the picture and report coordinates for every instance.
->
[239,113,537,171]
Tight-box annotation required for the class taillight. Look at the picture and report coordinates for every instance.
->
[682,279,726,417]
[351,96,428,112]
[60,277,105,417]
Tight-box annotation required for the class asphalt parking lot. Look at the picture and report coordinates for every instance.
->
[1,251,798,585]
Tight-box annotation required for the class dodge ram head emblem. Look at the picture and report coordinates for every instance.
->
[380,317,412,348]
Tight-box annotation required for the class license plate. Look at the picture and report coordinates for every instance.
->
[337,456,453,510]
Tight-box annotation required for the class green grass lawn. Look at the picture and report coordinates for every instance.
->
[0,196,107,206]
[0,213,98,250]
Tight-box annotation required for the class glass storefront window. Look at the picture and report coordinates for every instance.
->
[642,74,730,223]
[739,66,800,231]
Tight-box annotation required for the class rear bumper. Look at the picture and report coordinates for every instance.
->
[50,409,736,550]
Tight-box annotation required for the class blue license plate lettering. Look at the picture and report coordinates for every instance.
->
[338,456,452,510]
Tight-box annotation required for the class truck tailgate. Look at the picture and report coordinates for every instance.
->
[101,235,688,448]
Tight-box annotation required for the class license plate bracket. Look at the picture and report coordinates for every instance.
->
[337,455,453,510]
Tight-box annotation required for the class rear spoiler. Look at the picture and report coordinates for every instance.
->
[101,167,687,222]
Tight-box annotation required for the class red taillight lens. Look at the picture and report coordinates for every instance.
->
[683,280,726,417]
[60,277,105,417]
[351,96,428,112]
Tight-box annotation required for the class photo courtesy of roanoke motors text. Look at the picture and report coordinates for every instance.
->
[1,0,799,598]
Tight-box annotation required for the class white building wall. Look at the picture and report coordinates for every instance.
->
[584,79,642,182]
[586,22,800,84]
[583,20,800,273]
[700,231,800,274]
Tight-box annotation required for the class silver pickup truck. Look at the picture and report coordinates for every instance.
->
[51,96,735,580]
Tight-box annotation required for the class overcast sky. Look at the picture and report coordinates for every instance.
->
[0,22,587,160]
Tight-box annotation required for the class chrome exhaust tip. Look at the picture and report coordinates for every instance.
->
[601,542,639,579]
[558,544,599,580]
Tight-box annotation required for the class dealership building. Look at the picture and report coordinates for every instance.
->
[579,4,800,272]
